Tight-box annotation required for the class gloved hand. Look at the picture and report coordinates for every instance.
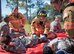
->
[39,34,47,42]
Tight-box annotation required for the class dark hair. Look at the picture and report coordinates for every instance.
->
[56,50,65,54]
[65,2,74,8]
[65,44,74,53]
[50,0,63,3]
[43,46,54,54]
[1,35,11,45]
[4,16,9,23]
[63,2,74,11]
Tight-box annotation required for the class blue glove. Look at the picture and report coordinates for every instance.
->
[40,34,47,39]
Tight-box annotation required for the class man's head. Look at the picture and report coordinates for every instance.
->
[63,2,74,37]
[12,6,18,14]
[0,35,11,45]
[50,0,69,12]
[55,16,61,22]
[66,44,74,53]
[51,0,64,11]
[43,46,54,54]
[37,9,47,20]
[51,0,60,11]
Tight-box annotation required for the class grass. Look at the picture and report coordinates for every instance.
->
[24,21,31,33]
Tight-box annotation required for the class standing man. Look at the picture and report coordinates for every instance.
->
[48,2,74,54]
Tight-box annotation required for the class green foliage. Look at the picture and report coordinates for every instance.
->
[24,20,31,33]
[6,0,62,20]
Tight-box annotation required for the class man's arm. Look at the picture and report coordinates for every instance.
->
[48,38,58,51]
[44,19,50,34]
[18,13,26,27]
[31,17,39,34]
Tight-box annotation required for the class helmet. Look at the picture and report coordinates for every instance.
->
[37,9,47,17]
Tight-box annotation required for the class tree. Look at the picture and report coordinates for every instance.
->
[42,3,55,19]
[6,0,29,18]
[6,0,50,20]
[0,0,1,20]
[36,0,44,9]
